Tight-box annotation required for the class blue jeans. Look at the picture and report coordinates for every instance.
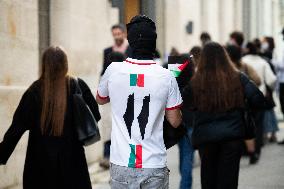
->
[178,127,195,189]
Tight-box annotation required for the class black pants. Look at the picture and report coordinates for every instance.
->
[103,140,111,158]
[199,140,242,189]
[253,111,265,155]
[279,83,284,114]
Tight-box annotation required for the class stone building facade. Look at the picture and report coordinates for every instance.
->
[0,0,283,188]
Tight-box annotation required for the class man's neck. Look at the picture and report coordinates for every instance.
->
[130,50,154,60]
[113,39,128,53]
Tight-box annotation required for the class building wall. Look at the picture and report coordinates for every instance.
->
[0,0,118,188]
[158,0,282,57]
[245,0,283,58]
[161,0,243,55]
[163,0,202,54]
[0,0,39,188]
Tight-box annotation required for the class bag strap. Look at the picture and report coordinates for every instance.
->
[240,72,249,87]
[239,72,250,109]
[73,77,83,95]
[243,63,249,75]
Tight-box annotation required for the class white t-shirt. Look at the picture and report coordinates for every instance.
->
[242,55,276,94]
[97,57,182,168]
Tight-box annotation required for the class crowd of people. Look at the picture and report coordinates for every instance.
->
[0,14,284,189]
[175,30,283,189]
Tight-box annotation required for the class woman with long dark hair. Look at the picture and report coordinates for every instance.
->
[0,46,101,189]
[183,42,266,189]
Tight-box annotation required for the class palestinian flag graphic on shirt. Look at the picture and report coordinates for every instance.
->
[128,144,142,168]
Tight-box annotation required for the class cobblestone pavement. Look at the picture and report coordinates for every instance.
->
[92,123,284,189]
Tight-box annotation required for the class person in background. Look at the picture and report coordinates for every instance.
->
[96,15,182,189]
[170,47,180,57]
[257,37,279,143]
[275,27,284,145]
[183,42,266,189]
[242,41,276,99]
[260,37,275,60]
[177,48,200,189]
[100,24,130,169]
[226,45,261,87]
[242,42,277,162]
[101,24,130,76]
[189,46,202,67]
[200,32,211,47]
[163,47,180,69]
[229,31,245,48]
[108,51,126,64]
[226,45,261,164]
[0,46,101,189]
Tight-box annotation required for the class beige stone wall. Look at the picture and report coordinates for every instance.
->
[0,0,119,188]
[164,0,202,53]
[162,0,243,55]
[0,0,39,86]
[0,0,39,188]
[49,0,119,163]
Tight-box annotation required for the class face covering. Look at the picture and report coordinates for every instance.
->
[228,39,237,46]
[261,42,269,52]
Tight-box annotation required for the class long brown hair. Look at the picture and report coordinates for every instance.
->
[191,42,244,112]
[40,46,68,136]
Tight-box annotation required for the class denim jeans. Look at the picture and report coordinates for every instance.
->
[178,127,195,189]
[103,140,111,158]
[110,163,169,189]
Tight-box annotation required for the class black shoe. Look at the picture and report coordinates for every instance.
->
[249,153,259,165]
[278,140,284,145]
[269,136,277,143]
[99,158,110,169]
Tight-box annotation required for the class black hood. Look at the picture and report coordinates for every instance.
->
[126,15,157,59]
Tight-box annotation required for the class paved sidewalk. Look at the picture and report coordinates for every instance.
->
[92,123,284,189]
[168,123,284,189]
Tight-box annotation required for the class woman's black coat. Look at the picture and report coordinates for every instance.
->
[183,73,267,148]
[0,78,101,189]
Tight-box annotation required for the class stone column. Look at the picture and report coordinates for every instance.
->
[234,0,243,32]
[155,0,166,58]
[202,0,220,42]
[219,0,236,44]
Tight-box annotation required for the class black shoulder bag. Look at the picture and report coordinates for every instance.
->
[73,78,101,146]
[163,119,189,149]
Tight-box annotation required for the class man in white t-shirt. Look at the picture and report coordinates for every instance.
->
[96,15,182,189]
